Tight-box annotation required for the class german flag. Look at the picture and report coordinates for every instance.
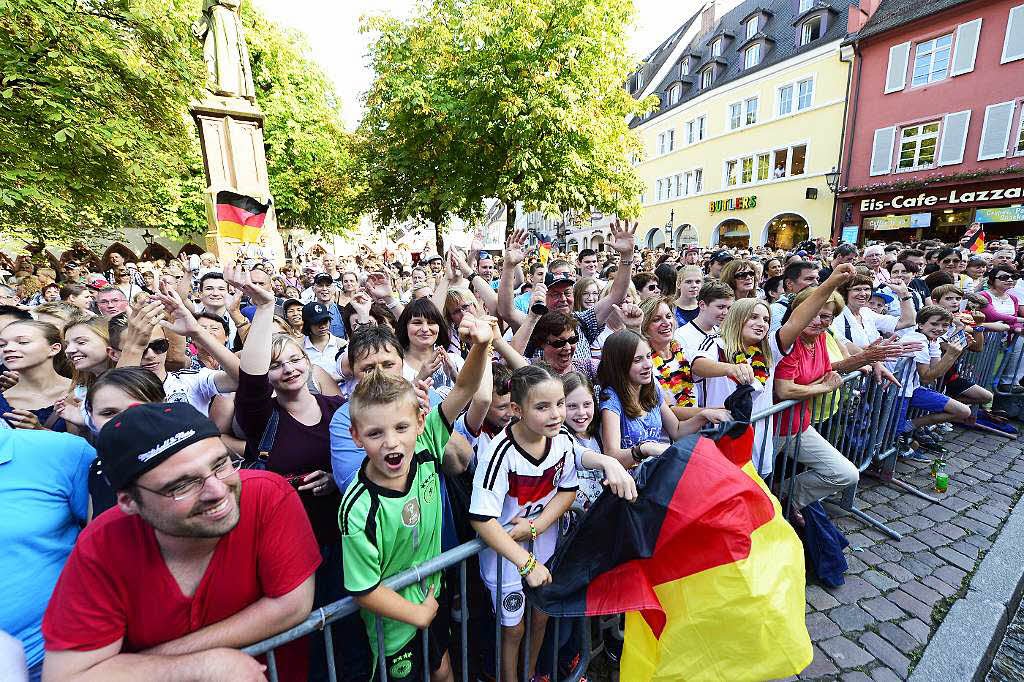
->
[216,191,271,243]
[538,240,552,266]
[965,222,985,254]
[530,425,811,681]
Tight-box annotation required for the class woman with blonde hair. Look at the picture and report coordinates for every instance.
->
[719,259,758,300]
[573,277,601,312]
[691,265,857,484]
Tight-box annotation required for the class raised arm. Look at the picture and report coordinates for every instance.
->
[453,250,498,316]
[114,299,166,368]
[497,229,528,330]
[439,312,494,424]
[224,264,277,376]
[592,220,637,326]
[889,282,916,331]
[778,264,855,352]
[156,289,240,391]
[365,272,404,321]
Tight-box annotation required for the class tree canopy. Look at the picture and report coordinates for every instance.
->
[354,0,655,246]
[0,0,356,251]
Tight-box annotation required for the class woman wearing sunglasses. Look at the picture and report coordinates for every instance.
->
[719,259,758,300]
[978,265,1024,393]
[632,272,662,302]
[935,247,972,289]
[526,311,594,379]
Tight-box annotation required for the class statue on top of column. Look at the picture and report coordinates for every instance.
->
[192,0,256,102]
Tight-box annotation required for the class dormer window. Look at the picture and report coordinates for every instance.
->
[745,17,758,40]
[681,60,690,76]
[668,84,681,105]
[800,15,822,44]
[711,38,723,57]
[744,44,761,68]
[637,70,646,89]
[799,0,813,11]
[701,67,713,89]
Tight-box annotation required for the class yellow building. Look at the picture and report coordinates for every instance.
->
[628,0,855,250]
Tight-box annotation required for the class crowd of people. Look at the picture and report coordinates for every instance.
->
[2,227,1023,682]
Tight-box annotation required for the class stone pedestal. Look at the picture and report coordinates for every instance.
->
[189,97,284,264]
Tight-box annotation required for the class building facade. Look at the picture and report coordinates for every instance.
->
[629,0,855,250]
[838,0,1024,244]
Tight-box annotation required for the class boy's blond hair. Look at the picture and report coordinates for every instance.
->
[349,368,419,427]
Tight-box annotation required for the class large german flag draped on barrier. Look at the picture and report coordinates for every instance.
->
[529,419,811,680]
[215,190,271,243]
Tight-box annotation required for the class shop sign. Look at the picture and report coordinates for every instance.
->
[840,225,859,244]
[864,212,932,231]
[709,195,757,213]
[976,205,1024,223]
[860,184,1024,212]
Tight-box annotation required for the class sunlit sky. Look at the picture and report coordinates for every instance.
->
[254,0,702,129]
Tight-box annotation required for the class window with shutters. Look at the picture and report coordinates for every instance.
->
[897,122,941,170]
[744,44,761,69]
[797,79,814,110]
[950,19,982,76]
[701,68,713,89]
[979,101,1016,160]
[1016,106,1024,155]
[778,84,793,116]
[911,35,952,86]
[1002,4,1024,64]
[745,97,759,125]
[800,17,822,46]
[885,42,912,93]
[729,102,742,130]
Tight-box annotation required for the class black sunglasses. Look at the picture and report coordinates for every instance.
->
[995,274,1015,281]
[735,271,755,278]
[546,335,579,348]
[146,338,170,354]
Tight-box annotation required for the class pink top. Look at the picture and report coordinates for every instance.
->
[978,290,1022,332]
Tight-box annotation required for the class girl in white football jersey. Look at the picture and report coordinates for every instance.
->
[470,364,634,682]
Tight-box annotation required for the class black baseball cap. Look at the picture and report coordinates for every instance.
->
[545,272,576,287]
[710,251,734,265]
[302,301,331,325]
[313,273,334,285]
[98,403,222,491]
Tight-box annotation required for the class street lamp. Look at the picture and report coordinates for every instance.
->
[141,229,155,245]
[825,166,841,193]
[664,209,675,249]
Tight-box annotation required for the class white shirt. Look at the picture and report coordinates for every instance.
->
[691,330,788,476]
[162,367,225,416]
[831,306,897,349]
[674,319,717,357]
[898,330,940,397]
[304,335,345,383]
[470,425,579,587]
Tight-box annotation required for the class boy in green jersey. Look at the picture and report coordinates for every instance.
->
[341,313,494,682]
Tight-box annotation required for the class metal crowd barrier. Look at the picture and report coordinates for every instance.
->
[241,330,1024,680]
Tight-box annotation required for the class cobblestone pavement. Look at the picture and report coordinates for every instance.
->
[792,426,1024,681]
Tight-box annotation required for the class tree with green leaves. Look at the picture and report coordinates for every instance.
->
[447,0,655,237]
[356,0,654,247]
[355,8,486,255]
[1,0,356,252]
[0,0,204,250]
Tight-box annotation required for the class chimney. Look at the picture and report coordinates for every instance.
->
[701,2,715,36]
[848,0,883,33]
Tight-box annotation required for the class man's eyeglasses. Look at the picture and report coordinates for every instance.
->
[546,335,579,349]
[136,456,242,501]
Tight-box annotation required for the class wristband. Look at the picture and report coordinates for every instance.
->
[519,553,537,577]
[631,444,644,463]
[529,520,538,541]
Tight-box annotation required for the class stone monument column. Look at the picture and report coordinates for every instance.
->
[189,0,284,264]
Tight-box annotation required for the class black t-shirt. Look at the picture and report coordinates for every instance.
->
[910,277,930,299]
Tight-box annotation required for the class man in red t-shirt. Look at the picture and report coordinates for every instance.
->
[42,403,321,682]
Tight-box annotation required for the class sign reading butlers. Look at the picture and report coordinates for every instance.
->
[860,183,1024,212]
[709,195,757,213]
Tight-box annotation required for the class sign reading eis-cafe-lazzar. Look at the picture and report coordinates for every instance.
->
[709,195,757,213]
[861,184,1024,212]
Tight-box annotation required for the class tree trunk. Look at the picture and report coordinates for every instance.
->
[430,201,445,256]
[504,199,517,242]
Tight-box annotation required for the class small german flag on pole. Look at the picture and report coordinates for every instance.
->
[215,191,271,243]
[965,222,985,253]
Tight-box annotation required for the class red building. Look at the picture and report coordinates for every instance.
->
[837,0,1024,244]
